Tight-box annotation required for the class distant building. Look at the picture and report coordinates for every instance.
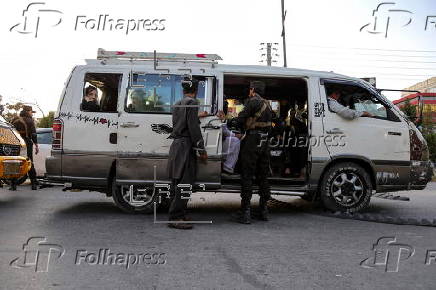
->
[400,77,436,96]
[393,77,436,125]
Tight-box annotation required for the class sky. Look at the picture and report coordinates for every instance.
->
[0,0,435,117]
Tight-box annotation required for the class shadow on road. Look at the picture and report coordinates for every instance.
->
[54,201,123,215]
[0,194,36,209]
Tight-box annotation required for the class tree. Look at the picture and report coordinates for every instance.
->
[421,105,436,163]
[3,102,24,123]
[400,99,417,121]
[425,132,436,163]
[38,111,55,128]
[399,99,435,163]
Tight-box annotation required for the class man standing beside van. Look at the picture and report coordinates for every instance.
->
[167,77,207,230]
[327,89,373,119]
[234,81,273,224]
[11,105,39,190]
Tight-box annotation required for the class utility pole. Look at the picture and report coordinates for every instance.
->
[281,0,287,67]
[259,43,279,66]
[266,43,272,66]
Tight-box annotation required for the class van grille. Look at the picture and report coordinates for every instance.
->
[0,144,21,156]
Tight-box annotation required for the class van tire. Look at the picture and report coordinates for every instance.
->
[111,179,157,214]
[320,162,372,213]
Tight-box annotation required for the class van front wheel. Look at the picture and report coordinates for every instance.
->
[320,162,372,213]
[112,180,159,214]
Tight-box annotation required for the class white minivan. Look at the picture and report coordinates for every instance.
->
[46,49,433,213]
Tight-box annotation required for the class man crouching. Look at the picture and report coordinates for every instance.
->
[167,76,208,230]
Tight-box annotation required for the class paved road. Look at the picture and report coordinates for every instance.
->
[0,183,435,289]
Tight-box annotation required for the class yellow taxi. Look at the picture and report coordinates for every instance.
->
[0,116,31,180]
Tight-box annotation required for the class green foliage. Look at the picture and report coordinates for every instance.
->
[421,106,435,163]
[398,99,435,162]
[425,133,436,163]
[399,99,417,121]
[37,111,55,128]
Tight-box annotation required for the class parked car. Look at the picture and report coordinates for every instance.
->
[45,48,433,213]
[34,128,52,177]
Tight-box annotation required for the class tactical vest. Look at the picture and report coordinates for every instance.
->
[245,98,272,130]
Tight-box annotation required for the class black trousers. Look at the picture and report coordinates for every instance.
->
[284,134,307,173]
[168,144,197,220]
[168,178,192,220]
[240,133,271,203]
[25,138,37,180]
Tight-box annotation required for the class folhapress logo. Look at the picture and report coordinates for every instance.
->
[360,237,415,272]
[10,237,65,272]
[9,2,63,38]
[10,2,167,38]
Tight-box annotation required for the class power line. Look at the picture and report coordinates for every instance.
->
[302,63,436,71]
[312,66,434,76]
[297,64,434,77]
[369,77,426,81]
[330,71,433,77]
[357,53,436,58]
[290,53,436,64]
[359,66,436,70]
[289,44,436,53]
[289,48,436,58]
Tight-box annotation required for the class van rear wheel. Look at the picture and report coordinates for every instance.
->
[320,162,372,213]
[111,180,159,214]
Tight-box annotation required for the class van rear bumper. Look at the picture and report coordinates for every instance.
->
[46,153,62,177]
[410,160,433,189]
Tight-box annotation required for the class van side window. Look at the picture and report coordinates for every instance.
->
[324,82,389,119]
[126,74,209,114]
[81,73,122,113]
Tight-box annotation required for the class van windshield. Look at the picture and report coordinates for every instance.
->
[126,74,209,113]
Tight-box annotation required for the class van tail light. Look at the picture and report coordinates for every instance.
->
[52,118,64,150]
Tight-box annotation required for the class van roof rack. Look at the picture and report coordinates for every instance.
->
[97,48,222,63]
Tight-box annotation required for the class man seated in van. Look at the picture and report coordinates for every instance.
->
[327,88,373,119]
[82,86,100,112]
[218,100,242,175]
[127,89,148,112]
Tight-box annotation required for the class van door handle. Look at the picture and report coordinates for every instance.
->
[326,128,344,134]
[202,118,222,130]
[109,133,117,144]
[202,124,221,130]
[388,131,402,136]
[120,122,139,128]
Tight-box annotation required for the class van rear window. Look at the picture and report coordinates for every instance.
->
[126,74,207,114]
